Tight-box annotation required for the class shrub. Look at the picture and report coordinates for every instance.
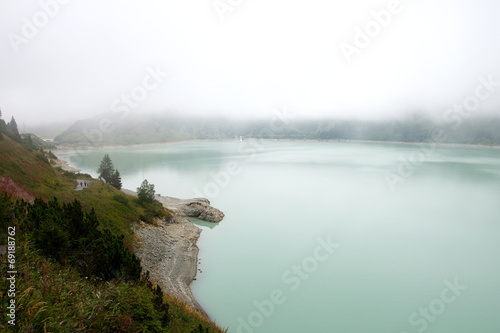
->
[137,179,155,204]
[20,197,142,281]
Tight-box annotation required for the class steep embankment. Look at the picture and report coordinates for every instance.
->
[134,217,205,314]
[121,188,224,315]
[0,135,74,199]
[0,132,226,332]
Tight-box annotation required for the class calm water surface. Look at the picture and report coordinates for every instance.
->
[59,141,500,333]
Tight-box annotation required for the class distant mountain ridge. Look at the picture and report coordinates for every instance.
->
[54,112,500,146]
[55,113,231,146]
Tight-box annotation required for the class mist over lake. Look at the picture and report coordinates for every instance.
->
[59,140,500,333]
[4,0,500,330]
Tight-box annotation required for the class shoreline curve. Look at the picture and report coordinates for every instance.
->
[122,188,223,317]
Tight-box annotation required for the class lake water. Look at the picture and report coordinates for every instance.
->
[59,141,500,333]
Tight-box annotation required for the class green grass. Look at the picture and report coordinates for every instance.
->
[72,183,171,248]
[0,239,225,332]
[0,134,226,333]
[0,135,170,247]
[0,136,75,199]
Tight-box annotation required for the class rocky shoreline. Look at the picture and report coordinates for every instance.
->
[122,189,224,316]
[134,215,206,315]
[52,155,81,172]
[155,195,225,223]
[51,150,224,317]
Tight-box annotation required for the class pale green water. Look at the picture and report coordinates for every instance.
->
[59,141,500,333]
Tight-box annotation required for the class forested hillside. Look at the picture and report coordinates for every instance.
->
[54,112,500,146]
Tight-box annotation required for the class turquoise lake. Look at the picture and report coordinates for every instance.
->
[58,141,500,333]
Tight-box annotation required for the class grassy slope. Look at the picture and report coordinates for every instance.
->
[0,135,225,332]
[0,135,75,199]
[72,184,172,249]
[1,239,225,332]
[0,135,167,247]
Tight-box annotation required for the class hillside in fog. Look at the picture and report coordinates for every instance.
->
[54,112,500,146]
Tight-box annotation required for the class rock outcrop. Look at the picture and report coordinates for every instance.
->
[121,189,224,223]
[155,196,225,223]
[129,192,225,317]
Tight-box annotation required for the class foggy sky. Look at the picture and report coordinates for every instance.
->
[1,0,500,127]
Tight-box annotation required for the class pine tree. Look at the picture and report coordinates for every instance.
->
[97,154,115,183]
[7,116,21,142]
[109,169,122,190]
[8,116,19,132]
[137,179,155,203]
[0,108,5,138]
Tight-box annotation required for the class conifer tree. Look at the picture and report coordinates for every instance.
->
[0,108,5,138]
[7,116,21,141]
[97,154,115,183]
[109,169,122,190]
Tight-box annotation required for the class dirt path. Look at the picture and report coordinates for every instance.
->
[75,180,89,191]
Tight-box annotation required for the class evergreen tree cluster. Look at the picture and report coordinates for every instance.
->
[12,196,142,281]
[0,108,22,142]
[0,193,176,331]
[97,154,122,190]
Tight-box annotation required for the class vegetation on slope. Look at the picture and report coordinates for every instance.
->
[54,112,500,146]
[0,115,225,332]
[0,133,74,200]
[0,133,166,246]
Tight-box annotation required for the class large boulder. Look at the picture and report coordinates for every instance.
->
[177,199,225,223]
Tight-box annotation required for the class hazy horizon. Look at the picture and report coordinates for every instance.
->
[2,0,500,127]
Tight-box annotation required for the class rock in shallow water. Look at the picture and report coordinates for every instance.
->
[156,196,224,223]
[178,200,225,223]
[121,189,225,223]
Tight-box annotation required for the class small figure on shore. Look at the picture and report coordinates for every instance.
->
[84,181,87,187]
[80,182,83,187]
